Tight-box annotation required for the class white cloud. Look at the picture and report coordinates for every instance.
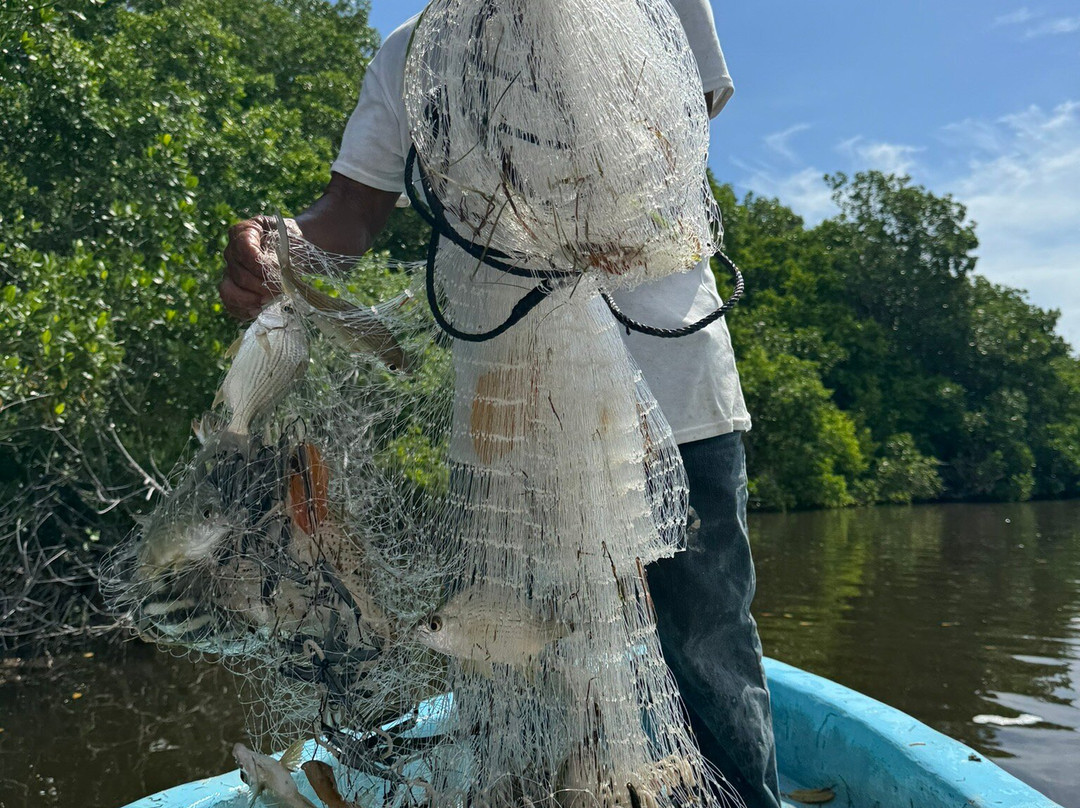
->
[991,7,1079,40]
[764,123,811,162]
[736,103,1080,350]
[731,158,835,223]
[949,101,1080,348]
[994,7,1038,26]
[1024,15,1080,37]
[838,136,923,176]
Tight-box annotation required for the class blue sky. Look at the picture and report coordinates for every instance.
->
[367,1,1080,349]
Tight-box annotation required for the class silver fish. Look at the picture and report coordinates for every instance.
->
[137,597,217,642]
[233,739,316,808]
[214,297,309,435]
[274,214,411,372]
[135,479,240,580]
[415,584,570,668]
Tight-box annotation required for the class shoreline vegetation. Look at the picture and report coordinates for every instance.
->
[2,0,1079,646]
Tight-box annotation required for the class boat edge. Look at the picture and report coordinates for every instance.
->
[763,657,1064,808]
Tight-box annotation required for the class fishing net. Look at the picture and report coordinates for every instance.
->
[107,0,743,806]
[404,0,722,285]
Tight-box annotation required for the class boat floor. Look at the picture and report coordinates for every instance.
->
[779,772,851,808]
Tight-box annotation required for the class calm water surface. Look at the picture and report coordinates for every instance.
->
[1,500,1078,808]
[751,500,1080,807]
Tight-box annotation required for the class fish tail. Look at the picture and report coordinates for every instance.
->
[278,737,309,771]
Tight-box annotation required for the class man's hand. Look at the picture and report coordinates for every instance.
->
[219,174,400,320]
[220,215,281,320]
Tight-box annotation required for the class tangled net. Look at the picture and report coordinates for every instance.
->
[405,0,722,284]
[107,0,742,806]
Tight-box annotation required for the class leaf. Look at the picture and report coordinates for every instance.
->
[787,788,835,804]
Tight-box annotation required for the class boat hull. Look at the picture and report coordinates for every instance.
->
[120,658,1062,808]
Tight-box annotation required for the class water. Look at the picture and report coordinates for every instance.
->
[751,501,1080,807]
[1,501,1078,808]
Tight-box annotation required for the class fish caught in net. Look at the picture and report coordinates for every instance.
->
[107,0,744,806]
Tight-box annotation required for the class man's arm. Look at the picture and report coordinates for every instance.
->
[219,173,399,320]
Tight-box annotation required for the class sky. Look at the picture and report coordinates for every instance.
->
[367,1,1080,350]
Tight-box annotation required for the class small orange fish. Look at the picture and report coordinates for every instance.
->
[301,760,358,808]
[287,443,330,536]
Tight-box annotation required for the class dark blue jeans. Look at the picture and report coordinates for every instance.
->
[647,431,781,808]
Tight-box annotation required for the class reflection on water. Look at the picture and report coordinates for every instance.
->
[0,643,248,808]
[0,501,1077,808]
[751,501,1080,808]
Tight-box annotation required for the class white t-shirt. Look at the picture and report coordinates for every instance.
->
[332,0,751,443]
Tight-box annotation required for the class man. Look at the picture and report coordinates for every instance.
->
[220,2,779,806]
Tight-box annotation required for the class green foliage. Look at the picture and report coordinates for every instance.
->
[872,434,943,505]
[2,0,1079,645]
[716,170,1080,508]
[736,344,866,511]
[0,0,377,641]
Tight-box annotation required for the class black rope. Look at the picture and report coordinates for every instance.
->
[423,222,560,343]
[405,144,745,342]
[600,250,745,338]
[406,146,570,281]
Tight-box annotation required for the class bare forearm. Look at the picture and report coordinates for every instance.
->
[293,172,399,256]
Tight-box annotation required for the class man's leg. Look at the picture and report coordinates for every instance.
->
[648,431,781,808]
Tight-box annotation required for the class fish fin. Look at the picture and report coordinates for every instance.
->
[278,737,308,771]
[192,415,219,445]
[225,334,244,359]
[274,213,291,284]
[287,471,313,536]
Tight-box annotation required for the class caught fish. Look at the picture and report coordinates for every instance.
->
[135,478,241,580]
[233,738,316,808]
[556,752,697,808]
[301,761,358,808]
[287,442,330,536]
[214,297,309,436]
[138,597,217,643]
[415,584,570,668]
[274,213,411,372]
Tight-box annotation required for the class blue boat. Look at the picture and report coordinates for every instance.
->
[121,658,1062,808]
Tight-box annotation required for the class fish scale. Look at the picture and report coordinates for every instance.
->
[215,299,310,435]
